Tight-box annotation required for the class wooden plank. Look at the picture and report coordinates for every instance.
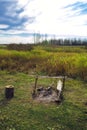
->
[29,75,67,79]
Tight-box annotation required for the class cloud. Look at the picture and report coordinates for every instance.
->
[64,1,87,17]
[0,24,9,29]
[0,0,87,43]
[19,0,87,35]
[0,0,34,30]
[0,35,34,44]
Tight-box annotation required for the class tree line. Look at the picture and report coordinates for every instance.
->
[41,39,87,46]
[2,38,87,51]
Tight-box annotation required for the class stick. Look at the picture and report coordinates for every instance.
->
[32,75,38,97]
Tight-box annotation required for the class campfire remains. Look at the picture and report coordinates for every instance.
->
[32,76,66,104]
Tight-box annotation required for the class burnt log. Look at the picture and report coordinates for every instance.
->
[37,87,43,92]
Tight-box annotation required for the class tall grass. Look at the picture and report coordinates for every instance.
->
[0,46,87,81]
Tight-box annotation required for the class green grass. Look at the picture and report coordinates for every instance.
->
[0,46,87,80]
[0,45,87,129]
[36,45,87,53]
[0,71,87,130]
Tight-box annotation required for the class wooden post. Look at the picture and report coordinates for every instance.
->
[62,75,65,90]
[32,75,38,98]
[61,75,66,100]
[5,85,14,99]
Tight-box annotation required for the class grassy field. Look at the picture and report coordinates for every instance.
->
[0,71,87,130]
[0,45,87,81]
[0,45,87,130]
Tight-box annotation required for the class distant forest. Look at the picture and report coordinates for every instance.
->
[0,38,87,49]
[41,38,87,46]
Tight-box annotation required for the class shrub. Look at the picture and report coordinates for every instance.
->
[7,43,33,51]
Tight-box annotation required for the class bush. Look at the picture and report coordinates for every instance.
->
[7,43,33,51]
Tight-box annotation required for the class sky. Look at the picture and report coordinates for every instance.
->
[0,0,87,43]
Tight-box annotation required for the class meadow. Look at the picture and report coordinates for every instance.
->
[0,45,87,81]
[0,44,87,130]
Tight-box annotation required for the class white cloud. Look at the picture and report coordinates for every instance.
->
[0,0,87,43]
[18,0,87,36]
[0,24,9,29]
[0,35,34,44]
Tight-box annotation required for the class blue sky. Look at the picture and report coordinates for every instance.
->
[0,0,87,43]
